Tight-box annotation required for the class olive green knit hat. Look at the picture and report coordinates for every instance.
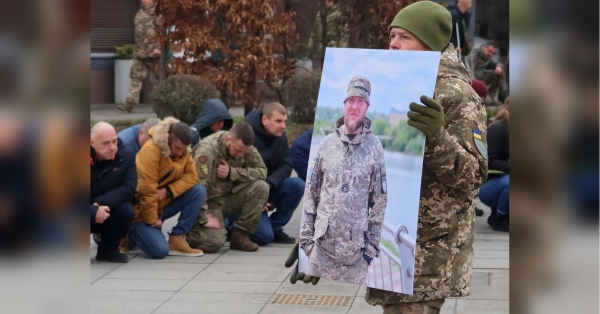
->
[388,1,452,52]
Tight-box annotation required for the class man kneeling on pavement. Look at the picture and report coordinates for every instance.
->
[129,117,207,259]
[187,123,269,252]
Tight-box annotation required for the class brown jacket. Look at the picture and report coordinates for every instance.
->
[134,117,199,224]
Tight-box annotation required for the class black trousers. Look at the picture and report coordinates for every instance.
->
[91,202,134,252]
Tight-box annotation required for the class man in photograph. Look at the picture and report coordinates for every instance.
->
[299,75,388,285]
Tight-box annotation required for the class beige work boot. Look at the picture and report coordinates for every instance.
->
[116,103,135,113]
[229,228,259,252]
[168,235,204,257]
[118,237,131,253]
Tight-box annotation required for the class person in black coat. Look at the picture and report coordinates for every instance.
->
[91,122,136,262]
[479,102,509,232]
[447,0,473,57]
[289,128,313,181]
[240,103,305,245]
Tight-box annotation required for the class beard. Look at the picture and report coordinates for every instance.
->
[344,114,364,134]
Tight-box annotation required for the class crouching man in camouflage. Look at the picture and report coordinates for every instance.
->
[299,76,388,285]
[187,123,269,252]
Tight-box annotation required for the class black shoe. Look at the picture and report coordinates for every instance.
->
[475,207,485,216]
[96,249,129,263]
[487,211,509,232]
[273,230,296,244]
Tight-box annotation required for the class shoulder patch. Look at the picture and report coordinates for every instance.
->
[473,136,488,160]
[200,164,209,176]
[198,155,207,163]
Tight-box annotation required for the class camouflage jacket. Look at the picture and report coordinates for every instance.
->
[307,3,349,60]
[300,117,387,264]
[467,46,503,79]
[367,43,488,304]
[133,4,160,59]
[191,131,267,218]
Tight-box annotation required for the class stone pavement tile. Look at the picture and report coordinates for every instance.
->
[466,285,509,300]
[474,249,509,259]
[474,232,510,241]
[90,290,174,301]
[91,268,115,283]
[103,268,204,281]
[128,252,223,264]
[223,246,291,256]
[90,259,124,270]
[474,240,509,251]
[349,297,373,308]
[194,263,291,282]
[456,299,509,313]
[91,278,189,291]
[356,285,367,297]
[90,300,163,314]
[441,298,457,314]
[118,262,209,272]
[277,278,360,296]
[182,280,281,294]
[489,270,509,288]
[473,258,509,269]
[153,300,264,314]
[214,254,286,267]
[169,291,272,304]
[470,271,491,286]
[259,304,349,314]
[348,305,381,314]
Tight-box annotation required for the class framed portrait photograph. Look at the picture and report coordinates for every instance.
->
[298,47,441,295]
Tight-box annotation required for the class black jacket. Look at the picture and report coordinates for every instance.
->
[191,98,233,147]
[448,5,471,53]
[90,140,137,223]
[245,109,293,194]
[487,119,509,179]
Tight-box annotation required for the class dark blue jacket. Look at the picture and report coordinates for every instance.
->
[448,5,472,53]
[289,128,313,181]
[117,124,142,154]
[245,108,292,194]
[191,99,233,147]
[90,140,137,224]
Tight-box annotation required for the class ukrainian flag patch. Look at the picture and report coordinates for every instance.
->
[473,129,482,140]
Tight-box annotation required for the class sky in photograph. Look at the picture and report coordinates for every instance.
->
[317,47,441,117]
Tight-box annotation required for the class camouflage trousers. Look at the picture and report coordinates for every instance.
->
[125,57,158,108]
[381,299,445,314]
[308,244,367,285]
[186,180,268,253]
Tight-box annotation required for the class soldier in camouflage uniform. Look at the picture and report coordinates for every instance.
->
[118,0,161,113]
[466,40,508,106]
[307,0,349,63]
[299,76,387,286]
[187,123,269,252]
[287,2,488,313]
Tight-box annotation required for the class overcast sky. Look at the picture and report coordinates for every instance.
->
[317,48,441,117]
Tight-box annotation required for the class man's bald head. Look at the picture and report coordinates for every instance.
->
[91,121,118,161]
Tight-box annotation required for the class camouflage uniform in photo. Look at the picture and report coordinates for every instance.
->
[186,131,269,253]
[124,4,161,110]
[307,3,349,61]
[300,117,387,286]
[366,44,488,312]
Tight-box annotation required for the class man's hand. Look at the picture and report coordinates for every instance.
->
[263,202,272,212]
[95,206,110,224]
[151,220,163,229]
[285,242,320,285]
[456,46,462,53]
[217,159,230,179]
[407,95,445,139]
[204,214,221,229]
[153,49,161,57]
[493,66,503,75]
[157,188,167,201]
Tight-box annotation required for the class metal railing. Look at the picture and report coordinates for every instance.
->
[368,221,415,293]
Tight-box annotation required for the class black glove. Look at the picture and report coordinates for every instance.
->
[285,242,320,285]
